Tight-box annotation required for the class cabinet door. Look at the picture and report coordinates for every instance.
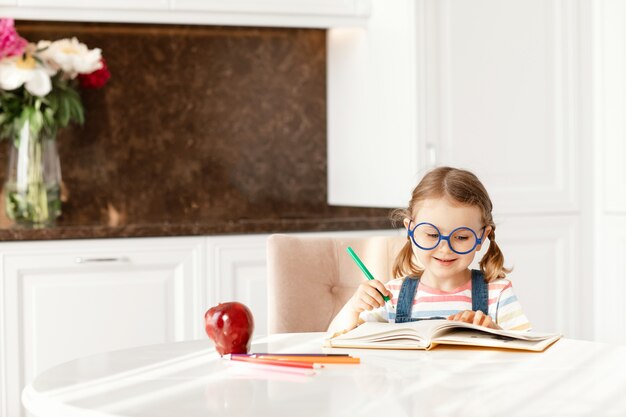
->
[206,235,270,337]
[327,0,421,208]
[0,236,204,417]
[424,0,581,214]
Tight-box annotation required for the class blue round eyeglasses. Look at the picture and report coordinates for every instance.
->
[407,221,486,255]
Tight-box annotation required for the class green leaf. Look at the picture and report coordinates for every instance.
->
[29,108,44,137]
[1,75,87,141]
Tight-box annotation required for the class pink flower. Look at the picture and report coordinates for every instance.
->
[78,58,110,89]
[0,19,28,59]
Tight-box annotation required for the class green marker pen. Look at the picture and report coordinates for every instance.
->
[346,246,391,302]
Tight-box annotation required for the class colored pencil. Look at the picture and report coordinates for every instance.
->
[227,360,316,376]
[228,355,323,369]
[253,355,360,364]
[346,246,391,302]
[232,353,350,357]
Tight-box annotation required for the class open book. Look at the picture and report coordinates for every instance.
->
[324,320,561,352]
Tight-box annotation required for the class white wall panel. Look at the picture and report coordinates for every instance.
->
[592,0,626,344]
[471,215,580,336]
[431,0,580,214]
[597,0,626,213]
[594,219,626,344]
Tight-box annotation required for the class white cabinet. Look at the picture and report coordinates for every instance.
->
[3,0,370,27]
[0,236,205,417]
[424,0,582,215]
[329,0,584,214]
[17,0,168,9]
[173,0,369,16]
[327,0,423,208]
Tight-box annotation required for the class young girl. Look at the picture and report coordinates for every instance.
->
[328,166,531,334]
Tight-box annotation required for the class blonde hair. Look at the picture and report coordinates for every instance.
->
[391,166,511,282]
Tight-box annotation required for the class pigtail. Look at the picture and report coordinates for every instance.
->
[391,238,423,278]
[390,208,423,278]
[479,227,512,281]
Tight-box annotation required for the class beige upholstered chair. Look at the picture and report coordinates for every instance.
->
[267,234,406,334]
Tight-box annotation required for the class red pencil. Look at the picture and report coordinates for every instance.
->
[254,355,360,364]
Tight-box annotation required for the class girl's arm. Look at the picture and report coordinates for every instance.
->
[327,280,391,334]
[494,282,532,331]
[326,303,363,336]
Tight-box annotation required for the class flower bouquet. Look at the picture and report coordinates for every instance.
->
[0,18,110,226]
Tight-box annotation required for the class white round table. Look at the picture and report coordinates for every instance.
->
[22,333,626,417]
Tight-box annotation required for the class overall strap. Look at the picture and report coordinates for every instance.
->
[394,277,419,323]
[471,269,489,314]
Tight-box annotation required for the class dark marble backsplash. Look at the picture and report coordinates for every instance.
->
[0,21,393,237]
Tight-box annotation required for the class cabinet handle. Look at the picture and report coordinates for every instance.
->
[75,257,129,264]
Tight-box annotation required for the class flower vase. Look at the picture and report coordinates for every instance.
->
[3,121,62,227]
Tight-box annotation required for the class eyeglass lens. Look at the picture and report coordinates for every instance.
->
[412,224,478,253]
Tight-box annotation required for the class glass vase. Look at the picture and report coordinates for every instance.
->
[3,122,62,228]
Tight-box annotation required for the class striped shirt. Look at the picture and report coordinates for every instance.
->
[359,276,532,331]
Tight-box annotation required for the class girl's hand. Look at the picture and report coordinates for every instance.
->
[348,281,391,314]
[447,310,500,329]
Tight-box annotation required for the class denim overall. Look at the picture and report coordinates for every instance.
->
[394,269,489,323]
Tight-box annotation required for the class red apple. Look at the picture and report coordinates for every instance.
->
[204,302,254,356]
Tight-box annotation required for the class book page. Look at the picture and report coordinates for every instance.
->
[330,322,422,341]
[430,329,561,352]
[327,321,430,349]
[427,320,560,342]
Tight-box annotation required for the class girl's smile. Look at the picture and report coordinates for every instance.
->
[433,256,457,265]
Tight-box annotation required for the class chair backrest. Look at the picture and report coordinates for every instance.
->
[267,234,406,334]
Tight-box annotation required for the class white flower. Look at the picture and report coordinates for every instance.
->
[0,53,52,97]
[38,37,102,79]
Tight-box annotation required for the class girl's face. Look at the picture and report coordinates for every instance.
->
[404,197,490,285]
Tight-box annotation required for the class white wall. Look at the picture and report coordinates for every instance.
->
[592,0,626,344]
